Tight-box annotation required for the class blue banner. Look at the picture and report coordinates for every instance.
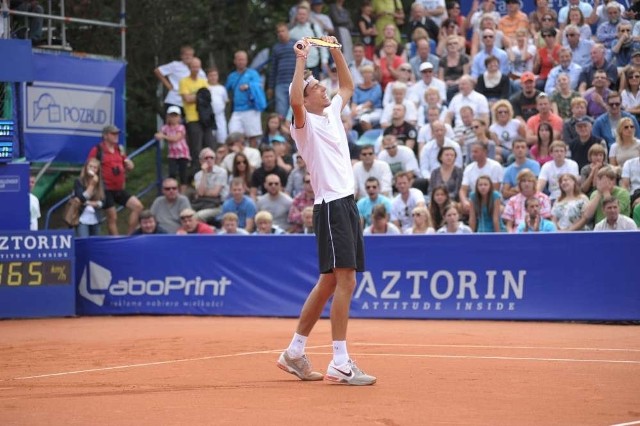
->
[21,52,126,163]
[75,234,639,321]
[0,163,29,230]
[0,231,75,318]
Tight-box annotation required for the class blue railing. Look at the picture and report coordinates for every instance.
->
[44,138,164,229]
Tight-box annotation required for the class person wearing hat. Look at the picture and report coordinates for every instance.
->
[509,71,542,122]
[567,115,607,170]
[86,125,144,236]
[408,61,446,106]
[499,0,528,40]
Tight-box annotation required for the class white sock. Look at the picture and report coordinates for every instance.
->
[286,333,307,358]
[332,340,349,366]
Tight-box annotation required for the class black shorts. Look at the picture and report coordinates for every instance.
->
[313,195,365,274]
[104,189,133,209]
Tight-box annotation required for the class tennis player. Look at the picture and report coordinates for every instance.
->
[276,36,376,386]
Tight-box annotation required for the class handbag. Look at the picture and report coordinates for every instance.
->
[63,197,82,227]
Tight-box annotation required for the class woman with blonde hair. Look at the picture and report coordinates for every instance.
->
[438,34,470,102]
[73,157,106,237]
[550,73,581,119]
[551,173,590,231]
[490,99,526,163]
[404,206,435,234]
[610,117,640,169]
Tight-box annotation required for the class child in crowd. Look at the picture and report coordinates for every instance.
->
[207,67,229,144]
[436,203,473,234]
[155,106,191,193]
[73,157,105,237]
[469,175,505,233]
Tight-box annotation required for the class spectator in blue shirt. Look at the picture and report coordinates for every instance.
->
[221,178,257,232]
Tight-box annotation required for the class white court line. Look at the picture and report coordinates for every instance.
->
[353,343,640,353]
[610,421,640,426]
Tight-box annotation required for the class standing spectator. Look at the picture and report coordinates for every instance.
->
[176,208,214,234]
[221,178,257,232]
[154,45,204,116]
[592,91,640,148]
[207,68,229,145]
[357,176,393,227]
[363,204,401,234]
[150,177,191,234]
[29,174,40,231]
[502,169,552,232]
[502,139,541,199]
[132,210,168,235]
[353,144,393,199]
[357,3,377,61]
[72,158,104,237]
[192,148,229,224]
[309,0,334,37]
[287,174,315,233]
[469,175,505,233]
[154,106,190,193]
[372,0,403,46]
[551,174,590,231]
[218,212,250,235]
[537,141,580,202]
[436,203,472,234]
[268,23,297,119]
[179,57,214,170]
[250,146,289,199]
[390,171,426,232]
[289,4,329,77]
[329,0,354,63]
[87,125,143,235]
[593,197,638,231]
[256,174,293,231]
[517,197,557,232]
[226,51,266,148]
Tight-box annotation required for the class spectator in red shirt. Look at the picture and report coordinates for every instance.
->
[176,208,215,234]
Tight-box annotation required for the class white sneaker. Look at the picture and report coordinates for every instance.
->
[276,351,323,381]
[325,359,376,386]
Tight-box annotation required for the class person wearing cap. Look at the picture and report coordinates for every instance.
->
[509,71,542,122]
[309,0,334,38]
[470,29,509,80]
[611,21,640,68]
[155,105,191,193]
[499,0,528,40]
[568,116,607,170]
[544,47,582,96]
[595,3,629,53]
[408,61,446,107]
[87,125,144,236]
[562,24,594,70]
[577,43,619,93]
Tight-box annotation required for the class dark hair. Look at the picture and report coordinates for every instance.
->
[437,146,457,163]
[428,185,451,228]
[472,175,496,223]
[232,152,253,189]
[537,122,554,149]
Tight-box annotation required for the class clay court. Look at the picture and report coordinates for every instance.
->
[0,317,639,425]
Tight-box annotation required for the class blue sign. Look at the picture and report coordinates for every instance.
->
[0,231,75,318]
[0,163,29,230]
[75,233,639,321]
[0,39,34,82]
[21,52,126,163]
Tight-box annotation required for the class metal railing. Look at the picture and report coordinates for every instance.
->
[44,137,164,229]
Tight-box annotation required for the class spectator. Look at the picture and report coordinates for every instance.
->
[428,185,451,229]
[583,70,611,118]
[409,37,440,81]
[550,73,581,120]
[382,104,418,157]
[357,3,377,61]
[12,0,44,42]
[417,103,454,150]
[309,0,334,37]
[438,35,471,101]
[287,173,315,233]
[620,65,640,120]
[499,0,528,40]
[490,100,526,163]
[349,43,375,85]
[530,122,554,167]
[228,152,254,194]
[609,117,640,170]
[289,4,329,78]
[465,119,497,165]
[420,121,463,178]
[429,146,463,202]
[530,0,557,35]
[253,210,286,235]
[406,3,438,45]
[525,93,564,146]
[390,171,426,232]
[502,139,541,199]
[378,134,421,178]
[250,145,289,200]
[595,3,628,54]
[179,57,214,169]
[87,125,143,235]
[363,204,401,235]
[271,135,294,174]
[545,48,582,96]
[502,169,552,233]
[446,76,490,127]
[356,176,393,227]
[621,155,640,226]
[507,28,536,82]
[221,177,257,232]
[475,55,511,106]
[132,210,168,235]
[459,142,504,215]
[404,205,435,234]
[72,158,104,237]
[221,132,262,174]
[226,50,265,148]
[285,154,308,198]
[593,197,638,231]
[192,148,229,225]
[150,177,191,234]
[381,82,418,127]
[551,174,590,231]
[577,166,631,229]
[376,38,405,91]
[593,91,640,148]
[568,116,607,171]
[579,144,609,195]
[408,62,446,109]
[372,2,403,47]
[176,208,215,234]
[435,18,466,58]
[537,141,579,202]
[469,175,505,233]
[611,21,639,68]
[562,97,589,143]
[154,106,190,193]
[268,23,297,118]
[451,106,476,161]
[329,0,354,63]
[351,64,383,131]
[558,0,593,25]
[154,45,204,116]
[534,28,561,89]
[207,67,229,145]
[470,29,510,80]
[517,197,558,232]
[466,0,500,37]
[577,43,618,93]
[29,174,40,231]
[353,144,393,199]
[509,72,541,122]
[299,206,315,234]
[562,24,594,70]
[218,212,250,235]
[256,174,293,231]
[436,202,472,234]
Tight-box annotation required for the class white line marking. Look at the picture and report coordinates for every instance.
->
[610,421,640,426]
[353,343,640,352]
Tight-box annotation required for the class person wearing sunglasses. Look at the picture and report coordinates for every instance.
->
[175,208,214,235]
[621,63,640,120]
[593,91,640,148]
[470,29,509,80]
[149,177,192,234]
[356,176,392,227]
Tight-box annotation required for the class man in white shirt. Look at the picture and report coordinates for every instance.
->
[446,76,490,126]
[459,142,504,214]
[537,141,580,201]
[154,45,205,115]
[390,171,426,231]
[593,197,638,231]
[377,134,421,178]
[353,144,393,199]
[419,121,463,177]
[408,62,447,107]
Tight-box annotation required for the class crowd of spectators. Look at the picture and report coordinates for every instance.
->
[70,0,640,235]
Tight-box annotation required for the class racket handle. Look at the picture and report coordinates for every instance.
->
[296,43,304,50]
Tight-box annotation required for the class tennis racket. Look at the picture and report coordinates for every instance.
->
[296,37,342,50]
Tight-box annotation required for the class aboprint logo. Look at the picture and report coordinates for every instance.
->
[78,261,112,306]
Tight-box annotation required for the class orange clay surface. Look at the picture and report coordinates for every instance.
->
[0,316,639,426]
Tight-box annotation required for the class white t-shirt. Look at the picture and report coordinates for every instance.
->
[408,79,447,108]
[417,123,455,146]
[377,144,421,178]
[291,94,354,204]
[448,91,490,124]
[221,147,262,174]
[489,119,521,151]
[461,158,504,190]
[622,157,640,193]
[157,60,206,106]
[538,159,579,200]
[29,193,40,231]
[380,101,418,127]
[419,138,463,177]
[390,188,425,231]
[208,84,228,115]
[353,160,394,199]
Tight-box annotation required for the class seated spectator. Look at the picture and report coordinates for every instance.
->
[364,204,401,234]
[351,64,383,132]
[357,176,393,227]
[428,185,452,229]
[583,70,611,118]
[611,21,639,68]
[261,113,287,146]
[256,174,293,231]
[435,17,466,58]
[221,178,257,232]
[404,205,435,234]
[551,174,590,231]
[469,175,505,233]
[381,81,417,121]
[218,212,250,235]
[407,62,447,108]
[562,24,593,70]
[446,76,490,126]
[530,122,554,167]
[438,35,471,102]
[577,43,619,93]
[228,152,254,194]
[192,148,229,224]
[550,73,581,120]
[533,9,559,49]
[287,173,314,233]
[517,197,558,232]
[579,144,609,196]
[489,100,526,164]
[378,134,421,178]
[353,144,393,199]
[382,104,419,157]
[595,3,629,55]
[593,196,638,230]
[475,55,511,105]
[176,208,215,234]
[609,117,640,170]
[562,97,589,143]
[525,93,564,146]
[502,139,541,199]
[222,132,262,174]
[72,157,105,237]
[420,121,463,178]
[621,156,640,226]
[250,145,289,200]
[150,177,192,234]
[567,116,607,171]
[271,135,294,174]
[465,119,497,165]
[470,28,509,77]
[451,106,476,162]
[416,97,451,143]
[507,28,536,82]
[621,65,640,121]
[459,142,504,215]
[593,91,640,148]
[559,6,591,44]
[429,146,463,203]
[390,171,426,232]
[376,38,405,91]
[502,169,552,232]
[216,144,230,168]
[509,72,542,122]
[436,202,472,234]
[574,165,632,229]
[545,47,582,96]
[254,210,286,235]
[132,210,168,235]
[537,141,580,202]
[299,206,315,234]
[285,154,307,198]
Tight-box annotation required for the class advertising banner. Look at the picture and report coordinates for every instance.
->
[0,163,29,230]
[22,52,126,163]
[75,233,639,321]
[0,231,75,318]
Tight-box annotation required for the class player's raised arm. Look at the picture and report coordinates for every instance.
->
[327,36,354,111]
[291,39,311,129]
